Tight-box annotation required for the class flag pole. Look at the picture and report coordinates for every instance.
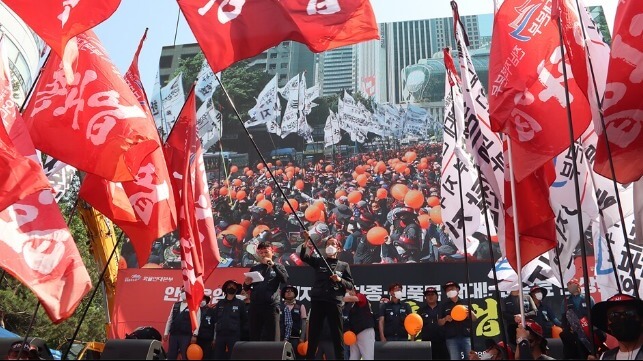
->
[555,12,596,354]
[19,51,51,113]
[62,230,125,361]
[574,0,638,298]
[16,302,39,361]
[507,140,526,325]
[447,74,475,345]
[214,73,334,271]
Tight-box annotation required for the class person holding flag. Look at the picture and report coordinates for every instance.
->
[164,287,201,360]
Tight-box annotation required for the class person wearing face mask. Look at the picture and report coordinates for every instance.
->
[243,241,289,341]
[502,284,537,347]
[239,289,251,341]
[212,280,247,360]
[438,281,477,360]
[300,234,354,360]
[350,213,382,264]
[418,287,449,359]
[559,278,598,360]
[280,285,308,359]
[378,283,413,342]
[515,321,555,360]
[590,294,643,360]
[344,286,375,360]
[197,295,216,359]
[163,288,201,360]
[529,286,561,339]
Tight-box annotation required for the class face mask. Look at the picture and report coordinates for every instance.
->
[236,295,247,301]
[179,293,186,302]
[446,290,459,299]
[226,287,237,295]
[609,318,642,342]
[534,292,543,301]
[200,301,206,307]
[480,351,494,360]
[326,245,337,256]
[393,291,403,299]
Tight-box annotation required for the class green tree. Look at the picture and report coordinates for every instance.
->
[172,52,206,93]
[0,176,108,349]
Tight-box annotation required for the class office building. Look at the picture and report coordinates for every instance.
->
[317,45,357,96]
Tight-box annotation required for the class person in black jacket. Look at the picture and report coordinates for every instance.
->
[344,287,375,360]
[280,285,308,359]
[378,283,413,341]
[212,280,247,360]
[243,241,289,341]
[300,235,354,360]
[502,285,537,347]
[197,295,216,360]
[418,287,448,359]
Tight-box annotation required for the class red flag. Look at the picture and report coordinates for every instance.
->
[2,0,121,59]
[0,105,91,323]
[23,31,159,182]
[594,1,643,183]
[488,0,591,181]
[178,0,379,72]
[80,30,177,267]
[164,89,205,330]
[502,143,557,272]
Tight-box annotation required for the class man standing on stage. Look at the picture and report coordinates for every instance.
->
[163,287,201,360]
[378,283,413,342]
[280,285,308,358]
[212,280,247,360]
[418,287,448,359]
[300,236,354,360]
[438,281,477,360]
[243,241,289,341]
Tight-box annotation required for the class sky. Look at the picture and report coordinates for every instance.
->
[94,0,618,93]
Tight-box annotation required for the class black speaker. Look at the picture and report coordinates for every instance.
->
[231,341,295,360]
[374,341,432,360]
[545,338,564,360]
[101,339,166,360]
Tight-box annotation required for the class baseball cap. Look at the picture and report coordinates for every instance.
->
[591,293,643,333]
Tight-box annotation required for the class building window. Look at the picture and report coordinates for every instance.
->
[280,63,288,69]
[269,64,276,70]
[180,53,198,61]
[279,74,288,83]
[160,74,170,86]
[270,53,278,59]
[159,55,173,69]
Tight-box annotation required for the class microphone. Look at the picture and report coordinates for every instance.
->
[266,259,274,267]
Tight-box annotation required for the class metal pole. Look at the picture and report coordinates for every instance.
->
[507,140,526,325]
[16,302,40,361]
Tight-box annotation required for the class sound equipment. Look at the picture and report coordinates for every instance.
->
[101,339,166,360]
[374,341,432,360]
[546,338,564,360]
[231,341,295,360]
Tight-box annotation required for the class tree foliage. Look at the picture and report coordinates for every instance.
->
[0,176,108,350]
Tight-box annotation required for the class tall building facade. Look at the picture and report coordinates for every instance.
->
[158,41,315,88]
[317,45,357,96]
[429,15,480,56]
[0,3,46,104]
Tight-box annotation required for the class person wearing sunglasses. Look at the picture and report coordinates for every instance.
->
[591,294,643,360]
[6,342,39,360]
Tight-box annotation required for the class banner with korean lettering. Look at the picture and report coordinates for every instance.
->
[195,59,220,103]
[246,75,280,129]
[403,105,430,138]
[337,93,367,143]
[324,109,341,147]
[196,99,222,151]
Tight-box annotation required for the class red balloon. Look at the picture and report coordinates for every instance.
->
[219,187,229,196]
[283,199,299,214]
[405,151,417,163]
[305,206,321,222]
[376,188,388,200]
[314,200,326,211]
[335,190,347,199]
[391,184,409,201]
[240,219,251,229]
[367,227,388,246]
[256,193,265,202]
[230,165,238,173]
[225,225,246,241]
[347,191,362,204]
[376,161,386,174]
[418,214,431,230]
[295,179,305,190]
[394,163,407,174]
[246,170,254,177]
[253,225,270,237]
[264,186,272,195]
[187,344,203,360]
[356,174,368,187]
[427,196,440,207]
[404,190,424,209]
[232,178,242,187]
[236,190,247,200]
[257,200,274,214]
[355,165,365,174]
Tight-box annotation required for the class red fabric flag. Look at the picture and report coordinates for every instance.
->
[2,0,121,59]
[594,1,643,183]
[80,30,177,267]
[163,90,205,330]
[502,143,557,272]
[23,30,159,182]
[488,0,591,182]
[178,0,379,72]
[0,105,91,324]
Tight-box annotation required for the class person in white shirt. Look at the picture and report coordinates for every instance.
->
[163,288,201,360]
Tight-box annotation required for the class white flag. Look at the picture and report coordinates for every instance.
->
[196,98,222,151]
[280,74,301,138]
[152,73,185,139]
[403,105,429,138]
[297,73,314,142]
[195,59,220,102]
[324,109,341,147]
[337,92,368,143]
[247,75,280,128]
[42,156,75,202]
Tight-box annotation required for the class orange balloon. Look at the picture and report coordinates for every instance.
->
[552,325,563,339]
[219,187,229,196]
[257,163,264,170]
[366,227,388,245]
[283,199,299,214]
[233,179,242,187]
[236,190,247,200]
[347,191,362,204]
[325,165,333,172]
[246,170,254,177]
[491,235,499,243]
[427,196,440,207]
[275,169,283,176]
[229,190,237,200]
[404,190,424,209]
[391,184,409,201]
[239,219,251,229]
[225,225,247,241]
[405,151,417,163]
[297,341,308,356]
[404,313,423,336]
[230,165,238,173]
[264,186,272,195]
[295,179,305,190]
[451,305,468,321]
[286,171,294,180]
[267,162,273,168]
[355,165,365,174]
[253,225,270,238]
[376,188,388,200]
[305,206,321,222]
[257,200,274,214]
[256,193,265,202]
[429,206,443,224]
[314,200,326,211]
[187,343,203,360]
[356,174,368,187]
[418,214,431,230]
[344,331,357,346]
[395,163,407,174]
[335,190,347,199]
[376,161,386,174]
[404,168,411,175]
[276,160,283,166]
